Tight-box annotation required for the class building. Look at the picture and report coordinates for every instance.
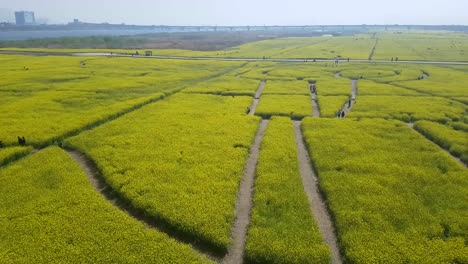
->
[15,11,35,26]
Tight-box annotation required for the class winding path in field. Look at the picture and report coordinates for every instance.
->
[65,149,222,262]
[292,121,343,264]
[406,123,467,168]
[223,119,269,264]
[2,50,468,65]
[340,79,358,117]
[248,80,266,115]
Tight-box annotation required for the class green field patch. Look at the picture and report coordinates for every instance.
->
[245,117,330,264]
[0,147,213,263]
[414,120,468,164]
[256,95,311,119]
[302,118,468,263]
[65,94,260,254]
[348,95,466,122]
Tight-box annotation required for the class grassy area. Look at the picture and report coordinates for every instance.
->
[0,147,212,263]
[262,80,310,95]
[256,95,312,119]
[316,95,349,117]
[183,75,260,96]
[64,94,260,254]
[0,55,241,145]
[245,117,330,264]
[348,96,466,122]
[414,120,468,164]
[0,146,32,166]
[302,118,468,263]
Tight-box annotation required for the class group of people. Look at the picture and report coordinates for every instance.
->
[336,110,346,118]
[17,136,27,146]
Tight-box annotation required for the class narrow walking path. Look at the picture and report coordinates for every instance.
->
[339,79,358,117]
[248,80,266,115]
[334,72,341,78]
[368,38,379,60]
[311,92,321,117]
[292,121,343,264]
[406,123,467,168]
[223,120,269,264]
[65,149,221,262]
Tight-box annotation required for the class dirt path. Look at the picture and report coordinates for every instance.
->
[311,92,321,117]
[406,123,467,168]
[223,119,269,264]
[292,121,343,264]
[248,80,266,115]
[3,51,468,65]
[368,38,379,61]
[334,72,341,78]
[340,80,358,117]
[65,149,221,262]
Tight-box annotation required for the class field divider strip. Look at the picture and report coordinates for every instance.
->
[407,123,467,168]
[64,148,222,262]
[223,119,269,264]
[292,120,343,264]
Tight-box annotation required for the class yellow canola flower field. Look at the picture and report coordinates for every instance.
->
[245,117,330,264]
[302,118,468,264]
[0,55,241,146]
[0,147,213,263]
[65,94,260,254]
[348,95,466,122]
[256,95,312,120]
[0,146,32,166]
[414,120,468,164]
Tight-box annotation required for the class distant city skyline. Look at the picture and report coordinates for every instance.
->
[1,0,468,25]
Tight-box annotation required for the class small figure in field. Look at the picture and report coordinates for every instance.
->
[246,107,251,114]
[310,84,316,94]
[348,99,352,108]
[0,140,4,148]
[395,57,399,62]
[336,111,342,118]
[391,57,394,62]
[18,136,26,146]
[340,111,346,118]
[347,57,350,62]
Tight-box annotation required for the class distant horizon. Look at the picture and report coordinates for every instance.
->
[1,0,467,26]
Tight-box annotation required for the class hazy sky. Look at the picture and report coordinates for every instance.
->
[1,0,467,25]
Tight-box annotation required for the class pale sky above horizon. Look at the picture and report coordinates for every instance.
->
[0,0,467,25]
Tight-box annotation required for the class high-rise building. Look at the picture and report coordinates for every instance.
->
[15,11,35,25]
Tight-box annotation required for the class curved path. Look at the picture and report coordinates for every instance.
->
[223,119,269,264]
[248,80,266,115]
[64,148,222,262]
[2,51,468,65]
[292,121,343,264]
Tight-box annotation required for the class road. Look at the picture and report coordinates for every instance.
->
[1,50,468,65]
